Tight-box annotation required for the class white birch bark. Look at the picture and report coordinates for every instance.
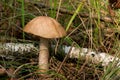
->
[0,43,119,66]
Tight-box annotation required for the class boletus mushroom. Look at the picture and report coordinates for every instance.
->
[23,16,66,74]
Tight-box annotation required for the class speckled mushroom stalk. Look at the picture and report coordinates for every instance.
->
[39,38,49,72]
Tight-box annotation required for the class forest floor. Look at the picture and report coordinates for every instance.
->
[0,0,120,80]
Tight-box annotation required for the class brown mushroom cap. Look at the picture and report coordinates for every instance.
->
[23,16,66,38]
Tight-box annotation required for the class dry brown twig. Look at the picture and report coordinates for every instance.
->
[33,2,114,23]
[57,43,75,73]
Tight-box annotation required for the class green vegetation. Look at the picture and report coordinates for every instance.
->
[0,0,120,79]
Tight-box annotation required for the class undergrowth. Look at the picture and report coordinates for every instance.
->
[0,0,120,80]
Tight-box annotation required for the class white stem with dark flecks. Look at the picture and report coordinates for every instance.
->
[39,38,49,72]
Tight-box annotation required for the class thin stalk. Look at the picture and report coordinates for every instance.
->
[56,0,62,20]
[66,1,84,31]
[49,0,57,18]
[21,0,25,39]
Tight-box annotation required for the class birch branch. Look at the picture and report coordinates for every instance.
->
[0,43,38,59]
[0,43,119,67]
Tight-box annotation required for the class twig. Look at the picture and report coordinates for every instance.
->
[34,2,114,23]
[13,62,37,75]
[57,43,75,73]
[0,65,13,77]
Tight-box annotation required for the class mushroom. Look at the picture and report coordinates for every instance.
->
[23,16,66,73]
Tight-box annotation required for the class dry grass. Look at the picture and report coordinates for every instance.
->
[0,0,120,80]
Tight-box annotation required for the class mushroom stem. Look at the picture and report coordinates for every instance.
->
[39,38,49,73]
